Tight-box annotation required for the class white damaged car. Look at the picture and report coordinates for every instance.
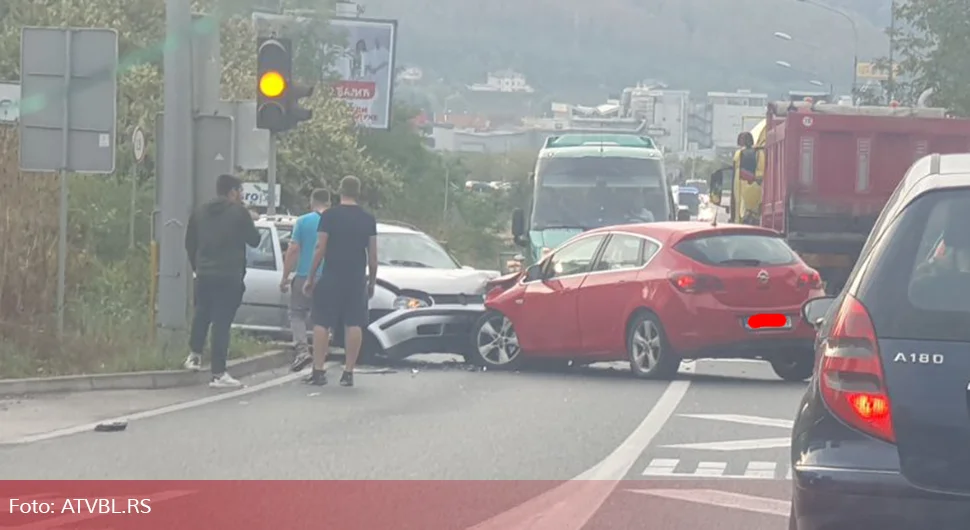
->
[235,216,500,361]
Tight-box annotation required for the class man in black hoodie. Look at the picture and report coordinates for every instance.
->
[183,174,262,388]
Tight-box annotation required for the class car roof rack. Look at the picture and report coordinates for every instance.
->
[377,219,420,231]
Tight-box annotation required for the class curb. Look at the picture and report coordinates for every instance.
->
[0,349,292,396]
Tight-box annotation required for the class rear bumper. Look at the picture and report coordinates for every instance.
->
[792,466,970,530]
[667,304,817,358]
[367,304,485,359]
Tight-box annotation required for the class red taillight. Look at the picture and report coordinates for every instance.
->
[668,272,723,293]
[819,294,895,443]
[797,270,823,289]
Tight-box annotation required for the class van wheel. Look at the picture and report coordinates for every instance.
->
[627,312,680,380]
[466,310,524,370]
[770,354,813,381]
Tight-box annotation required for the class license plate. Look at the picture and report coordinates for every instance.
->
[743,314,792,330]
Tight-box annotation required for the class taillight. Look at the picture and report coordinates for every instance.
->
[819,294,895,443]
[797,270,823,289]
[668,272,723,294]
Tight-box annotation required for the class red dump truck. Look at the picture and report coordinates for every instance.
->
[711,101,970,294]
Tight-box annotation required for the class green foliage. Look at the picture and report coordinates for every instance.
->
[890,0,970,115]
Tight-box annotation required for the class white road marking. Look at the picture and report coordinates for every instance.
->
[661,437,791,451]
[624,488,790,517]
[641,458,790,480]
[0,369,319,445]
[695,461,727,477]
[679,413,794,429]
[466,363,695,530]
[641,458,680,476]
[743,461,777,479]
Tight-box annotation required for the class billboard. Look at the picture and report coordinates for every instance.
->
[329,18,397,130]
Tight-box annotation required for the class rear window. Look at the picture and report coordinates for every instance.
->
[856,189,970,341]
[675,234,797,267]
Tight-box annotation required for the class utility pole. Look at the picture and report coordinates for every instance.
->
[887,0,896,102]
[267,132,277,214]
[157,0,195,346]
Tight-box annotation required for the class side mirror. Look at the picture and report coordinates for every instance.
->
[512,208,526,237]
[802,296,836,328]
[524,264,543,282]
[676,206,691,221]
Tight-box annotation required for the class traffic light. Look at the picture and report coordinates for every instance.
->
[256,37,314,132]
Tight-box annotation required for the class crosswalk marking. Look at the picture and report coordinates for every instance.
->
[640,458,791,480]
[641,458,680,476]
[743,461,776,479]
[695,462,727,476]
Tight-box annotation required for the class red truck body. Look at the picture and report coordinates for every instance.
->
[760,102,970,292]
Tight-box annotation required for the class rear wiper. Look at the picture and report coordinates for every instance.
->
[717,258,763,266]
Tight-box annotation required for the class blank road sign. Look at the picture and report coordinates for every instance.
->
[19,27,118,173]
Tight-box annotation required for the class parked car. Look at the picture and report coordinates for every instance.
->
[235,216,500,361]
[472,222,824,380]
[790,153,970,529]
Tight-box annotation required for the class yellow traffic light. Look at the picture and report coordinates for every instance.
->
[259,71,286,98]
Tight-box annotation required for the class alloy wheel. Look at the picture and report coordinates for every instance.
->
[476,314,521,366]
[632,320,662,372]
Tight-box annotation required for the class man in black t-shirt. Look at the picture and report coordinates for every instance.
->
[303,175,378,387]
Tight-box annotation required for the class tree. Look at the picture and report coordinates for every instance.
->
[891,0,970,114]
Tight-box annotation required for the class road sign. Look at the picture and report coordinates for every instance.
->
[193,115,234,207]
[241,182,281,207]
[132,126,146,163]
[0,82,19,123]
[19,27,118,173]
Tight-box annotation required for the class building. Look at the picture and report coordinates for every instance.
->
[619,87,689,153]
[467,70,535,93]
[396,67,424,83]
[705,89,769,152]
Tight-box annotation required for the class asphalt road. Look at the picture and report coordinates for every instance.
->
[0,357,806,529]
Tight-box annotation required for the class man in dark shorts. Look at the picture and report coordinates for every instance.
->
[303,175,378,387]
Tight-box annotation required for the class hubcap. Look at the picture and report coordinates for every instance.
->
[632,321,662,371]
[476,315,521,365]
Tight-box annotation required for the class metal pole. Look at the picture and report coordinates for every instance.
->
[56,30,72,338]
[443,163,450,223]
[158,0,195,343]
[129,166,137,249]
[888,0,896,102]
[267,131,277,215]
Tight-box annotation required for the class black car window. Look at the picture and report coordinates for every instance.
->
[676,234,796,267]
[594,234,645,271]
[545,235,606,279]
[855,189,970,341]
[247,227,277,271]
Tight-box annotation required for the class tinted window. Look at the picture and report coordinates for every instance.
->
[545,235,605,278]
[537,157,663,187]
[247,227,277,270]
[595,234,646,271]
[377,233,458,269]
[856,189,970,341]
[676,233,797,267]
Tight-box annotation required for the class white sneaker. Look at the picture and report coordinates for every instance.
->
[183,353,202,371]
[209,373,243,389]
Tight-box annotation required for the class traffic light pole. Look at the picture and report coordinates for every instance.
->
[267,132,277,215]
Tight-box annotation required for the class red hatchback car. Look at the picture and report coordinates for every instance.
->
[468,222,825,380]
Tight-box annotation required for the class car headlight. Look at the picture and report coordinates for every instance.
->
[392,296,430,310]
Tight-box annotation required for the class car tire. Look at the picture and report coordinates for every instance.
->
[627,311,680,380]
[770,354,814,382]
[466,310,524,370]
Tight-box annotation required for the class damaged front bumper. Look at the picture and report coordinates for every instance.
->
[367,304,486,360]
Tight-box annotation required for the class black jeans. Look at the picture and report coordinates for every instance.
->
[189,276,244,375]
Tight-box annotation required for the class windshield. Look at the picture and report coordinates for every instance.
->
[377,233,459,269]
[535,156,664,187]
[678,192,700,213]
[532,183,670,230]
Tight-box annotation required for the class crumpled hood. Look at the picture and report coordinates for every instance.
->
[379,267,499,295]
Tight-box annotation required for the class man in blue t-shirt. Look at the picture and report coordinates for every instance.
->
[279,188,329,371]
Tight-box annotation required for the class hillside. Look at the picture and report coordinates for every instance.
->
[368,0,890,100]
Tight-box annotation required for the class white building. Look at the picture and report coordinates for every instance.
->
[707,89,768,150]
[396,67,423,83]
[467,70,535,93]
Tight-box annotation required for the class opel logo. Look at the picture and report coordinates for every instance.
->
[757,270,770,284]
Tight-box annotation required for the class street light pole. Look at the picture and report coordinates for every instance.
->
[888,0,896,102]
[798,0,858,103]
